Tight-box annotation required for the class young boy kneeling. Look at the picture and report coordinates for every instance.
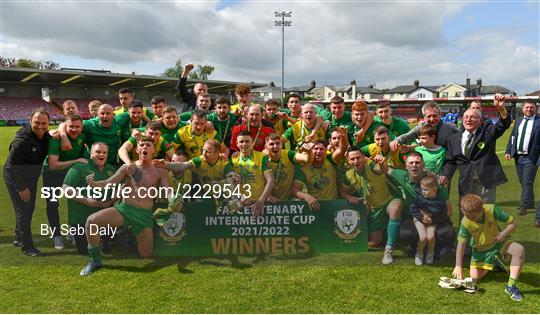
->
[453,194,525,301]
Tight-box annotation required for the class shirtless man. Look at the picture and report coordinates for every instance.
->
[80,136,170,275]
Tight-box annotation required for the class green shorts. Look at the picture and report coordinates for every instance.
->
[471,241,511,270]
[116,201,153,236]
[368,207,389,233]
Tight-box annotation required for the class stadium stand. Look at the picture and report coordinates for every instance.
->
[0,97,61,121]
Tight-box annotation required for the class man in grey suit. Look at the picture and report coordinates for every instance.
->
[390,101,459,151]
[505,100,540,216]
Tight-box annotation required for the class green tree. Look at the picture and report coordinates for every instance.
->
[188,64,215,80]
[163,59,183,77]
[0,56,59,69]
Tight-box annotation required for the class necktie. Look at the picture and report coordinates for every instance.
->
[464,132,473,158]
[517,118,529,152]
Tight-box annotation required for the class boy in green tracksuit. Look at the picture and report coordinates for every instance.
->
[453,194,525,301]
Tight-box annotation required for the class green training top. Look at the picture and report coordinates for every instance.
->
[43,133,86,171]
[63,160,116,225]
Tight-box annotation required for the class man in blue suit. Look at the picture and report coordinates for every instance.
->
[505,100,540,216]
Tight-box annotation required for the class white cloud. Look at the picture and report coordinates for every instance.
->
[1,1,538,94]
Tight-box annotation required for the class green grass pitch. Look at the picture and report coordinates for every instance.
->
[0,126,538,313]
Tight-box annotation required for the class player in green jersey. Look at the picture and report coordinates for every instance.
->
[320,96,353,137]
[374,100,411,137]
[62,142,116,254]
[118,121,174,164]
[43,114,87,249]
[349,100,384,148]
[160,106,187,144]
[206,96,239,148]
[116,100,149,142]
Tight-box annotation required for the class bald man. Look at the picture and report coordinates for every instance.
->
[441,94,512,202]
[81,104,123,165]
[230,105,274,152]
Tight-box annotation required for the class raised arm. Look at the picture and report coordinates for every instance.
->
[118,140,135,165]
[294,143,315,164]
[87,164,130,187]
[332,127,348,163]
[392,124,420,148]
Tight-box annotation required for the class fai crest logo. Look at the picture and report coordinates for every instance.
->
[334,209,361,242]
[159,212,186,244]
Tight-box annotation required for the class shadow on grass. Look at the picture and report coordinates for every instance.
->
[481,271,540,289]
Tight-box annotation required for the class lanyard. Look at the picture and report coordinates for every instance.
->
[247,123,262,150]
[217,116,231,143]
[191,127,207,154]
[238,152,254,183]
[353,167,367,199]
[270,155,283,181]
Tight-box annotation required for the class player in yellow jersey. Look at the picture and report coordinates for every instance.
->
[172,109,229,159]
[339,147,404,264]
[230,84,260,114]
[264,134,314,201]
[231,131,275,216]
[153,139,232,185]
[264,99,289,136]
[361,126,405,169]
[291,127,347,210]
[453,194,525,301]
[282,103,327,151]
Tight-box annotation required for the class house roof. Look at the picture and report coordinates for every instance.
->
[526,89,540,97]
[389,85,440,93]
[252,86,282,93]
[356,86,382,94]
[334,85,352,92]
[308,86,334,94]
[477,85,513,95]
[287,85,314,92]
[424,86,442,92]
[387,85,417,93]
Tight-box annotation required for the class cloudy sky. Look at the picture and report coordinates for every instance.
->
[1,1,539,94]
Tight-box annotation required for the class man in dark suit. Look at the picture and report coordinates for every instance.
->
[504,100,540,215]
[176,63,208,113]
[536,144,540,227]
[440,94,511,203]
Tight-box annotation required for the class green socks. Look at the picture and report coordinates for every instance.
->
[386,218,401,247]
[88,244,102,264]
[508,277,517,287]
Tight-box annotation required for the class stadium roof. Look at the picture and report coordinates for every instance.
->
[0,67,265,92]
